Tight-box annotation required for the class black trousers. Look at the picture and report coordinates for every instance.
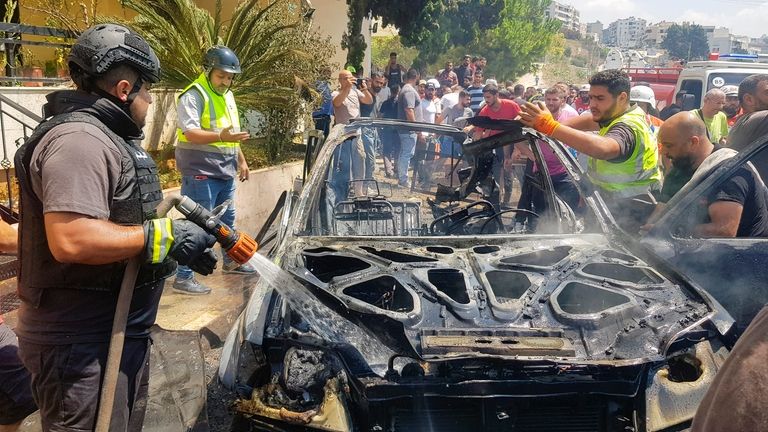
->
[0,323,37,425]
[18,337,151,432]
[312,115,331,140]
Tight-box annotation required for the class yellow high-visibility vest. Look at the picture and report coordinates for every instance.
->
[588,106,661,199]
[176,72,241,155]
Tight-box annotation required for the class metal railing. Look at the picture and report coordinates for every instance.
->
[0,92,42,211]
[0,22,76,85]
[0,92,41,298]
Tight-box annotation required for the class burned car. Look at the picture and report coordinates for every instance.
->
[219,119,736,431]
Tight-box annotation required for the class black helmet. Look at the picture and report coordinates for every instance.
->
[68,23,161,83]
[203,46,241,74]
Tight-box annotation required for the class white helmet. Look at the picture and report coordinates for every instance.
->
[721,85,739,97]
[579,84,590,92]
[630,85,656,107]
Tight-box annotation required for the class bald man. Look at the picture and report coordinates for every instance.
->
[647,111,768,237]
[332,69,372,125]
[692,88,729,145]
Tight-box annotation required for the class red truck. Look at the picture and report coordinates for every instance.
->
[623,67,681,111]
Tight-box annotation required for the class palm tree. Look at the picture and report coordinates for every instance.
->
[121,0,336,160]
[123,0,330,109]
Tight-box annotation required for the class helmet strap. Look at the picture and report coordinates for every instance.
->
[90,76,144,116]
[125,77,145,104]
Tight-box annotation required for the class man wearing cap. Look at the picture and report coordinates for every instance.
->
[15,24,217,430]
[573,84,590,114]
[721,85,742,127]
[174,45,257,295]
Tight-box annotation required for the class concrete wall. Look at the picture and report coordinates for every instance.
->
[0,85,302,235]
[163,161,303,236]
[310,0,372,73]
[0,86,181,166]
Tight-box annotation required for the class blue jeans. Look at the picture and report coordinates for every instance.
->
[329,138,365,204]
[176,175,236,279]
[361,127,376,180]
[397,132,417,185]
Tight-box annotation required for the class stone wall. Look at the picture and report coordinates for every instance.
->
[162,161,303,236]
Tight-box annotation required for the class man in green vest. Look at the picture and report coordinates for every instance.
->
[175,45,255,294]
[519,69,661,229]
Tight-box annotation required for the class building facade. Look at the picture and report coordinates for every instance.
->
[545,1,581,35]
[603,17,647,49]
[585,21,603,43]
[644,21,674,48]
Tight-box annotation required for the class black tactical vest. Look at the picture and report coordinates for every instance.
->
[15,112,176,308]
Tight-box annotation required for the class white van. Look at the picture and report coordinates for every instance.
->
[674,60,768,108]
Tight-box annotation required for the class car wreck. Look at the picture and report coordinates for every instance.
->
[219,119,736,431]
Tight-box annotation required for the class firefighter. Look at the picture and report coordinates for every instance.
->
[13,24,217,431]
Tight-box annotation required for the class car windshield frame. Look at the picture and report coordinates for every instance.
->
[289,118,617,239]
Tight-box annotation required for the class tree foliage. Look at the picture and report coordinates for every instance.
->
[121,0,336,162]
[408,0,506,66]
[371,35,419,72]
[661,23,709,61]
[421,0,560,79]
[343,0,446,70]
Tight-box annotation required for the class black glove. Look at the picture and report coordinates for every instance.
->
[144,218,217,275]
[187,248,218,276]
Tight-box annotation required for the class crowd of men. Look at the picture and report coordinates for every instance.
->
[313,51,768,241]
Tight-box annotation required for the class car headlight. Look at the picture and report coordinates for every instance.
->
[645,339,728,431]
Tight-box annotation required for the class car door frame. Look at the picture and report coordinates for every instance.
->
[642,132,768,331]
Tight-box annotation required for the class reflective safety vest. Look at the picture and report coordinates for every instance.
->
[588,106,661,199]
[176,72,241,156]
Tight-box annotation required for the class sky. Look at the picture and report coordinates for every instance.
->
[565,0,768,39]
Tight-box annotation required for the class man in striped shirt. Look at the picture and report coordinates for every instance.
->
[467,69,486,115]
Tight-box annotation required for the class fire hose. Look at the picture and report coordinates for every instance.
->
[94,193,258,432]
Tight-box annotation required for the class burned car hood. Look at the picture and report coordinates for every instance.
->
[281,235,714,366]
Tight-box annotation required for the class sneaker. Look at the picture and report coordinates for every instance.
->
[172,277,212,295]
[222,260,258,275]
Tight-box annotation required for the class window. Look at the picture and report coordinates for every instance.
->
[679,79,703,108]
